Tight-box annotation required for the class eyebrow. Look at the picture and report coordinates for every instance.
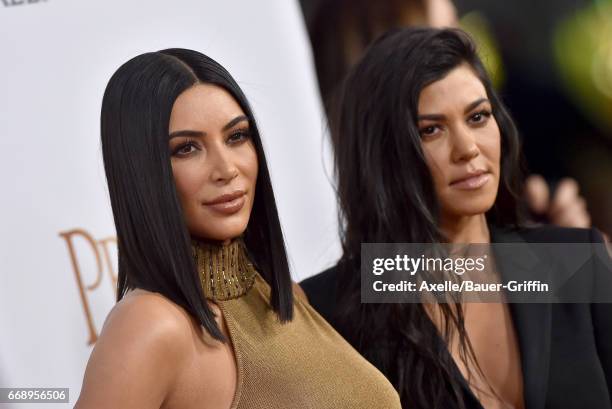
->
[417,98,490,121]
[168,115,249,139]
[222,115,249,131]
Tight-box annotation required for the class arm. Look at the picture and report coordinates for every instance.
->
[74,291,193,409]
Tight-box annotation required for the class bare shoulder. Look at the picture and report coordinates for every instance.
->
[104,288,196,347]
[75,289,235,409]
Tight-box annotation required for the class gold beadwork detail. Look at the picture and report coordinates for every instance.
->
[192,237,257,301]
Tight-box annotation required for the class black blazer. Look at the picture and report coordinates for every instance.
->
[301,226,612,409]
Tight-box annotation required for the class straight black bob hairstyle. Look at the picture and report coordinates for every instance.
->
[101,48,293,341]
[330,28,525,408]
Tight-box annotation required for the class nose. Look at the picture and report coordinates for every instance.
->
[450,125,479,163]
[209,144,239,184]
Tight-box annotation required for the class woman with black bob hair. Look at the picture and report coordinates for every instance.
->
[302,27,612,409]
[75,49,401,408]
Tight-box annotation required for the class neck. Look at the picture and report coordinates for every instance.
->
[192,236,234,246]
[192,237,257,301]
[440,213,490,244]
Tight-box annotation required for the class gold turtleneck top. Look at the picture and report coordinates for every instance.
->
[192,239,401,409]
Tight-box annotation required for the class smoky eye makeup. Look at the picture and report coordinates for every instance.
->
[419,124,440,137]
[467,109,492,125]
[170,138,200,157]
[227,127,252,144]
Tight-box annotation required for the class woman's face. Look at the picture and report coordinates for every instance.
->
[168,83,258,242]
[417,63,501,223]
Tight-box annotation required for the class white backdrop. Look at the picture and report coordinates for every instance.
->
[0,0,340,406]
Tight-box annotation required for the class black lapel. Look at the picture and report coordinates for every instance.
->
[490,226,552,409]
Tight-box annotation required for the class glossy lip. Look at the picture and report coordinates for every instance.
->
[450,170,490,190]
[203,190,246,215]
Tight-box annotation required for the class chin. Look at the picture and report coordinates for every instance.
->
[191,219,249,242]
[444,197,496,218]
[451,205,493,217]
[187,204,253,242]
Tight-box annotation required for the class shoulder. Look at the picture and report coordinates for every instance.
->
[300,264,339,299]
[494,225,606,244]
[112,288,195,330]
[494,225,608,276]
[75,289,216,408]
[502,225,611,299]
[300,264,340,323]
[102,289,197,358]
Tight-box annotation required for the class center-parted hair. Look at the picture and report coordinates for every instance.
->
[330,28,525,408]
[101,49,293,341]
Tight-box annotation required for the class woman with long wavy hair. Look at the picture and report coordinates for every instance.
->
[302,27,612,409]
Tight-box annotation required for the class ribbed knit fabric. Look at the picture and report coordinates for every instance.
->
[218,273,401,409]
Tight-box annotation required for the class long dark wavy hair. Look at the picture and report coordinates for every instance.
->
[101,49,293,341]
[330,28,525,408]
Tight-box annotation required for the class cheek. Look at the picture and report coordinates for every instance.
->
[421,142,449,191]
[481,121,502,173]
[171,162,203,207]
[237,141,258,187]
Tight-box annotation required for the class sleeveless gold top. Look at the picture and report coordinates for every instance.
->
[193,239,401,409]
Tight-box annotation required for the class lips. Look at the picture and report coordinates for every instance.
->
[450,170,490,190]
[203,190,246,215]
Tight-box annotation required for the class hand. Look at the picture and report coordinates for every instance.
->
[524,175,591,228]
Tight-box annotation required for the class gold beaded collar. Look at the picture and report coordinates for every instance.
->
[191,237,257,301]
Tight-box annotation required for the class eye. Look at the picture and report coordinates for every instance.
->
[468,110,492,125]
[171,140,199,157]
[419,125,440,138]
[227,128,251,144]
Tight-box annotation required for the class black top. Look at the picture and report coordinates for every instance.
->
[301,226,612,409]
